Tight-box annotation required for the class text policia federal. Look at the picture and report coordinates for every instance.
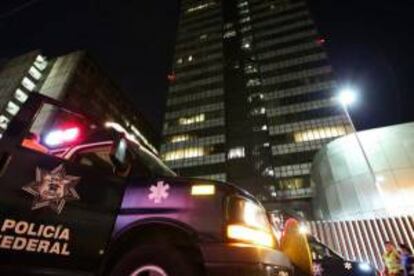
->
[0,219,70,255]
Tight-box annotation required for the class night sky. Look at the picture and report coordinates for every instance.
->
[1,0,413,132]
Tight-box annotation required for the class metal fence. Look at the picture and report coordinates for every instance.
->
[308,215,414,270]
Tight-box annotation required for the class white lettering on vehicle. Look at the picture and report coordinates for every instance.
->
[0,219,71,256]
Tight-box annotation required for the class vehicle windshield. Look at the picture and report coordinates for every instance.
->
[309,239,342,260]
[129,140,176,178]
[76,127,177,178]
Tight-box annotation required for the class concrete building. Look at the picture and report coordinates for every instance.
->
[0,50,157,153]
[161,0,351,217]
[311,122,414,220]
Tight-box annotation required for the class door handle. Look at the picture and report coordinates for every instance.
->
[0,152,12,177]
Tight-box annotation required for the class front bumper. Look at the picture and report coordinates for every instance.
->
[201,243,294,276]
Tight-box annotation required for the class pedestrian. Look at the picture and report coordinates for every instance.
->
[399,244,414,276]
[383,241,401,276]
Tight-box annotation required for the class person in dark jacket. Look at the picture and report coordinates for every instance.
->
[400,244,414,276]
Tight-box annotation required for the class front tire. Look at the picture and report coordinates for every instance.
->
[110,243,201,276]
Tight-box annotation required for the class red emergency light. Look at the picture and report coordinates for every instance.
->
[44,127,80,147]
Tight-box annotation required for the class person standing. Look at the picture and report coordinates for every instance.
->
[399,244,414,276]
[383,241,401,276]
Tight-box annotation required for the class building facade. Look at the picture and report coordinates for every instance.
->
[0,50,157,153]
[312,122,414,220]
[161,0,351,217]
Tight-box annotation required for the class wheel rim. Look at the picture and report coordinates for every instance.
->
[130,265,168,276]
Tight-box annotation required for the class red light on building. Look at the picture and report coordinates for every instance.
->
[167,72,176,83]
[316,37,326,45]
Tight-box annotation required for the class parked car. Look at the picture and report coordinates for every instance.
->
[309,236,378,276]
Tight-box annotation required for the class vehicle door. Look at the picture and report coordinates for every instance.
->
[0,96,127,274]
[311,241,346,275]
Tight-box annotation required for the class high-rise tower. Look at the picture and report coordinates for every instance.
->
[161,0,351,217]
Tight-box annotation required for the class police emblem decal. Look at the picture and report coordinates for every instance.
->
[22,164,80,214]
[148,181,170,204]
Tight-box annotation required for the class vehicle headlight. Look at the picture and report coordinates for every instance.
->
[358,262,372,272]
[226,197,274,248]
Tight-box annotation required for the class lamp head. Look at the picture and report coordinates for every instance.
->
[338,87,357,106]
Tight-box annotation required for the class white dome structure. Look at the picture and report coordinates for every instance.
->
[311,122,414,220]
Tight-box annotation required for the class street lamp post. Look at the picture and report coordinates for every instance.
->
[338,88,384,216]
[339,88,383,218]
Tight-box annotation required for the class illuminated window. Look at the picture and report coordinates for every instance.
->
[223,30,236,39]
[245,64,258,74]
[36,54,46,62]
[34,55,48,71]
[28,66,42,80]
[170,135,190,143]
[242,36,252,46]
[188,55,193,62]
[253,125,268,132]
[242,42,250,49]
[246,79,261,87]
[241,25,252,33]
[248,93,264,102]
[263,167,275,177]
[21,77,36,91]
[251,107,266,116]
[0,115,10,130]
[240,16,251,23]
[14,88,28,103]
[163,147,205,161]
[238,1,248,8]
[224,23,234,30]
[177,58,183,64]
[195,173,226,182]
[228,147,245,159]
[239,8,249,15]
[278,178,305,190]
[186,2,215,13]
[294,126,347,142]
[179,114,205,125]
[6,101,20,116]
[200,34,208,40]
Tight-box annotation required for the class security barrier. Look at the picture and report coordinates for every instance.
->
[308,215,414,270]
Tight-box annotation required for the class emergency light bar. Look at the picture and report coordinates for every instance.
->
[44,127,80,146]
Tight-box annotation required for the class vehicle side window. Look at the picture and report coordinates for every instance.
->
[130,157,152,178]
[310,242,332,260]
[71,146,114,173]
[129,146,176,178]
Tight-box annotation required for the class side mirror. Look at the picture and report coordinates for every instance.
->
[110,136,128,167]
[110,137,133,177]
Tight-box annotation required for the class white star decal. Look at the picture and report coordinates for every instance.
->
[344,262,352,270]
[22,164,80,214]
[148,181,170,204]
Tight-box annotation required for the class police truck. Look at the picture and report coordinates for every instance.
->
[0,94,307,275]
